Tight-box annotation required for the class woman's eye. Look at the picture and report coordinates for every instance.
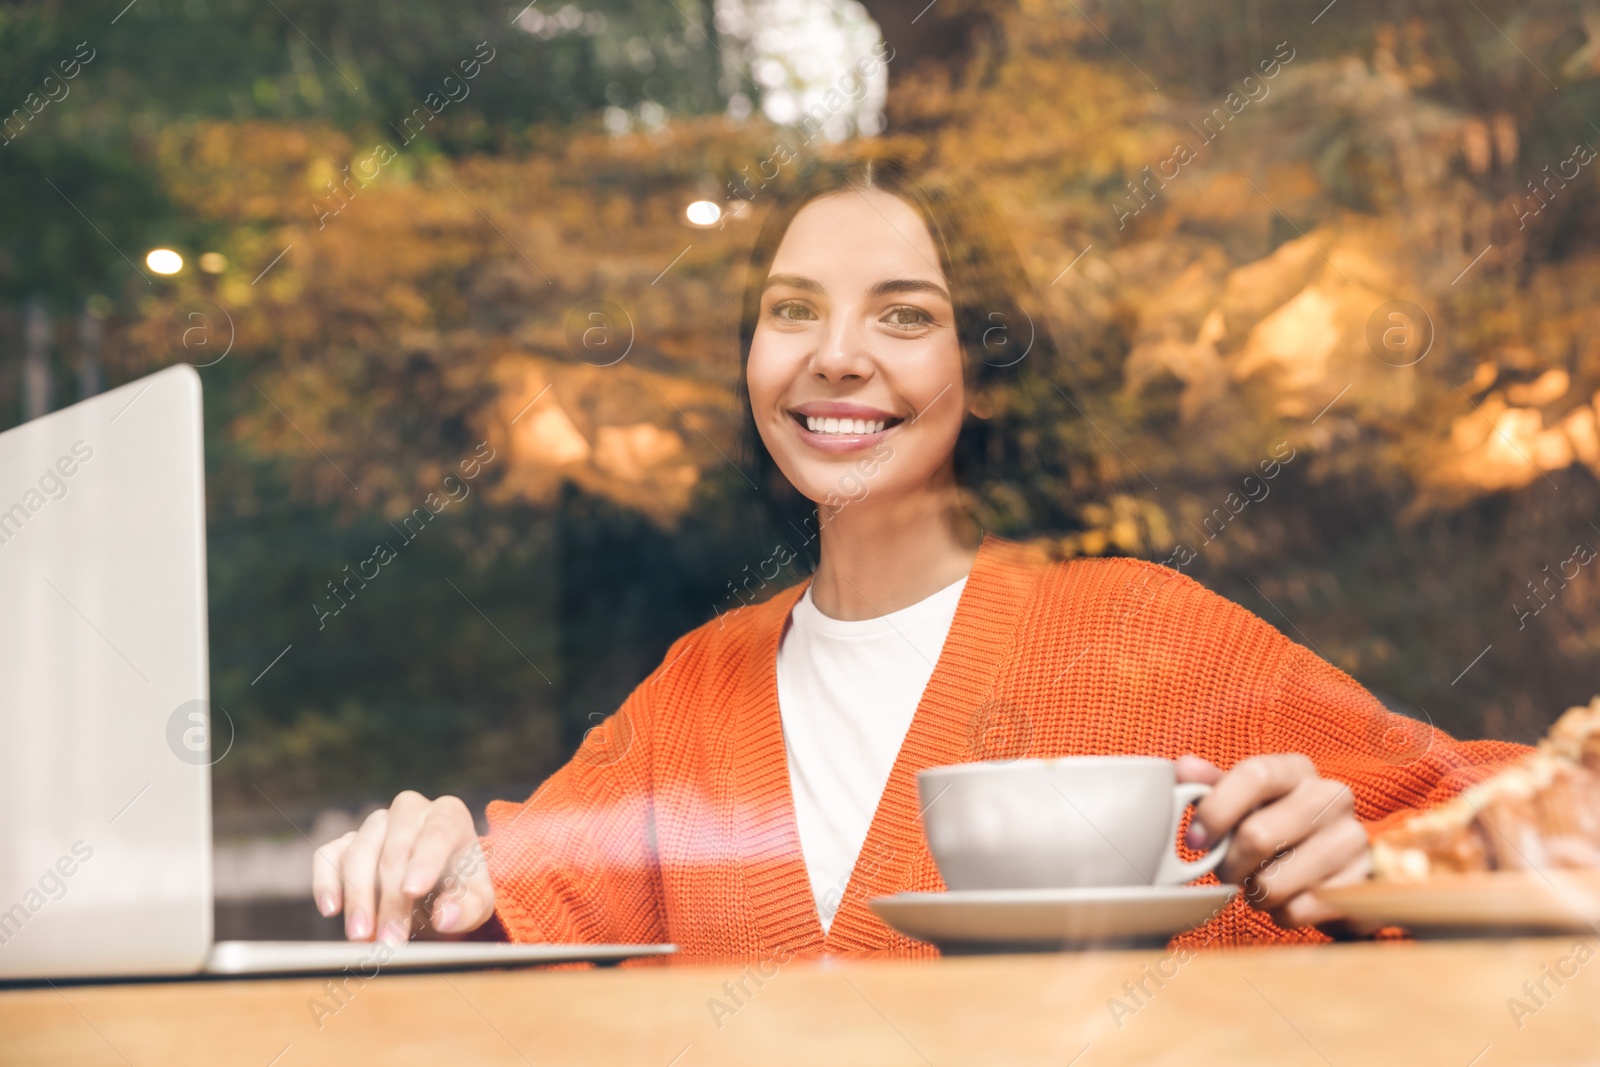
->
[885,305,932,328]
[770,300,815,322]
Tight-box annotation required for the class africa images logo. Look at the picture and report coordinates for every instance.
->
[0,440,94,548]
[166,699,234,766]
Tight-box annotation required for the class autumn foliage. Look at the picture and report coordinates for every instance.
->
[60,0,1600,804]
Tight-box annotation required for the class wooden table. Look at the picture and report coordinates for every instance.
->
[5,938,1599,1066]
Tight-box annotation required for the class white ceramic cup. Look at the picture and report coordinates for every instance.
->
[916,756,1232,891]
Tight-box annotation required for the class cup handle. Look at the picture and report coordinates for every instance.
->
[1152,782,1232,885]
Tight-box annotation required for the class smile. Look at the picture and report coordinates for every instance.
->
[786,405,904,452]
[803,415,889,435]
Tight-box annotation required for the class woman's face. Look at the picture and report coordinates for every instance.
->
[747,189,967,512]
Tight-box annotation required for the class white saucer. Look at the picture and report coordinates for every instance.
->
[869,884,1237,953]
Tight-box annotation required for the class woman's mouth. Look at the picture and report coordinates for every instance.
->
[786,406,903,452]
[800,414,891,435]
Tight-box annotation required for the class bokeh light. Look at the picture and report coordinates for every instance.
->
[685,200,722,226]
[146,248,183,274]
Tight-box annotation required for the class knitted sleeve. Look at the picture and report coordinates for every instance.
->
[478,651,671,946]
[1264,641,1533,838]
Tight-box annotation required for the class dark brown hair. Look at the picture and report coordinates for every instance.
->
[734,152,1085,554]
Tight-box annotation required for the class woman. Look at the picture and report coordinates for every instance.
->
[312,154,1528,957]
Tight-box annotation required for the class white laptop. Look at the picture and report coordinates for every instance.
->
[0,365,673,979]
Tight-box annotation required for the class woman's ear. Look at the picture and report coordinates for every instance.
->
[967,390,995,420]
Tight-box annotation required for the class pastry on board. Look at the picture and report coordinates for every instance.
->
[1370,696,1600,881]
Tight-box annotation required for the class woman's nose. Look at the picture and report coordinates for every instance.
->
[810,314,874,382]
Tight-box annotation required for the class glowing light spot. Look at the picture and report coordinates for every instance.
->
[685,200,721,226]
[146,249,183,275]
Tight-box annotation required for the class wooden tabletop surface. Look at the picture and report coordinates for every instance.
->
[5,937,1599,1066]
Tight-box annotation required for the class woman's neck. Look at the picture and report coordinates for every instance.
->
[807,479,982,621]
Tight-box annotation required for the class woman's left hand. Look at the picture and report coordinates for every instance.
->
[1176,753,1372,928]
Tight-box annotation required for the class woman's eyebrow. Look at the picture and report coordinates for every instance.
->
[763,273,825,294]
[868,278,951,303]
[763,273,952,303]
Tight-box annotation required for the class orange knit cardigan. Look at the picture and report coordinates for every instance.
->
[482,534,1529,958]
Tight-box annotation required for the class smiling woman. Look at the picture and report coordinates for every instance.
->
[737,154,1080,571]
[313,152,1534,959]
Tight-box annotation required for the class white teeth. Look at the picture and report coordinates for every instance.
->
[801,415,890,435]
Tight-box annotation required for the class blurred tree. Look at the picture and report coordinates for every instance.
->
[7,0,1600,812]
[0,0,734,416]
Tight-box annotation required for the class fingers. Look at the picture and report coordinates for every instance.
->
[311,831,355,918]
[374,791,434,943]
[1242,818,1370,925]
[401,803,462,897]
[1272,886,1345,928]
[429,839,497,936]
[1267,842,1373,929]
[1175,754,1223,785]
[401,796,481,924]
[339,808,390,940]
[1179,753,1376,932]
[1292,851,1382,934]
[1219,776,1354,882]
[314,792,490,944]
[1190,753,1317,848]
[1320,843,1375,890]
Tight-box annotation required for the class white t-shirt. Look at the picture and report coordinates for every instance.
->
[776,574,968,932]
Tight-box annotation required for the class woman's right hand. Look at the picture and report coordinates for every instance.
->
[311,790,496,943]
